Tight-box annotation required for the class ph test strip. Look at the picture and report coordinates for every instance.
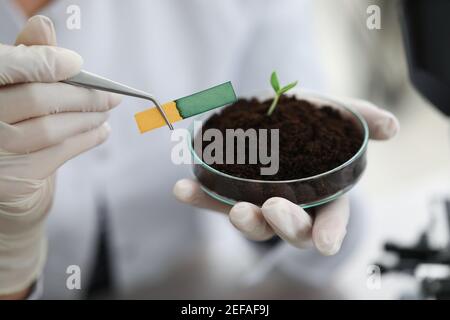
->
[134,82,237,134]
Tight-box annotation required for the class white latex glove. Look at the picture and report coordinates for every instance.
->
[0,15,121,296]
[174,95,399,256]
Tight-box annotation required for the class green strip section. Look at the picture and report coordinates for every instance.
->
[175,81,237,118]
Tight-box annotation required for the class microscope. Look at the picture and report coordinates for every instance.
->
[375,0,450,299]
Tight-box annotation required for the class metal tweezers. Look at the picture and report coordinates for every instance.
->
[62,70,174,130]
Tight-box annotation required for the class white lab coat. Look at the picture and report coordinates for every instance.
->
[0,0,365,299]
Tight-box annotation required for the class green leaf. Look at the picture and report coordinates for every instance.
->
[270,71,280,92]
[279,81,298,94]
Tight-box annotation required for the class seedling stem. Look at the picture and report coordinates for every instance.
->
[266,71,298,116]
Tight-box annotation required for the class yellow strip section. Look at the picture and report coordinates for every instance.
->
[134,101,182,133]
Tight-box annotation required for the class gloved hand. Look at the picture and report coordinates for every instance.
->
[174,94,399,256]
[0,15,121,297]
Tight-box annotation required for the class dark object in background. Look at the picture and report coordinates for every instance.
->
[400,0,450,116]
[85,197,115,299]
[376,199,450,300]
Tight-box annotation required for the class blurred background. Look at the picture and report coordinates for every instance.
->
[116,0,450,299]
[314,0,450,299]
[6,0,446,300]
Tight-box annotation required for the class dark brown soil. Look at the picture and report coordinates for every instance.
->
[200,95,363,180]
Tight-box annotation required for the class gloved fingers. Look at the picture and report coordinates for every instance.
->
[229,202,275,241]
[15,15,57,46]
[173,179,231,214]
[312,195,350,256]
[0,82,122,124]
[3,15,78,85]
[338,97,400,140]
[0,112,109,154]
[261,197,313,249]
[0,43,82,86]
[25,123,111,179]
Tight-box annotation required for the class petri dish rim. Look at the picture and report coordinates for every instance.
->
[197,179,362,208]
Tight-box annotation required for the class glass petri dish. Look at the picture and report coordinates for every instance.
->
[188,90,369,208]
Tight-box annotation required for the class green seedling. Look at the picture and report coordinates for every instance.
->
[266,71,298,116]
